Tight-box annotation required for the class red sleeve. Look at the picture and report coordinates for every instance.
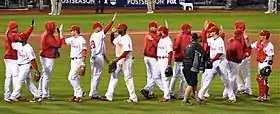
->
[61,38,66,44]
[82,49,87,57]
[168,51,173,65]
[8,32,19,42]
[173,34,181,52]
[150,33,160,42]
[116,51,130,61]
[47,36,62,48]
[104,21,114,34]
[31,59,38,69]
[201,29,207,43]
[219,32,225,39]
[211,53,222,62]
[24,26,34,38]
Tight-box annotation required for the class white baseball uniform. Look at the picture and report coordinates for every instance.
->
[4,59,18,100]
[198,37,236,101]
[64,36,87,98]
[89,30,107,98]
[104,34,138,101]
[251,41,274,71]
[145,36,173,100]
[10,42,40,100]
[236,56,252,94]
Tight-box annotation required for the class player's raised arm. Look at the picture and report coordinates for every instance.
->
[104,13,117,34]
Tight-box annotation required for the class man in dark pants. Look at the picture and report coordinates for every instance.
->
[95,0,105,14]
[181,33,206,106]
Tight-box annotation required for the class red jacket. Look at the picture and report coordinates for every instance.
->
[4,26,34,60]
[173,32,191,62]
[143,31,159,58]
[226,37,244,63]
[39,22,62,58]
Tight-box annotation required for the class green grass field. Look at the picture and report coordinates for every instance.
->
[0,13,280,114]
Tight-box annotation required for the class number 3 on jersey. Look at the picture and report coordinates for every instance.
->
[90,40,95,49]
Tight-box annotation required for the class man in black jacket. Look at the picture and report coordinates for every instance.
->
[181,33,206,105]
[95,0,105,14]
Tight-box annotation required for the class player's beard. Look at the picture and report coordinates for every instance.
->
[118,30,123,34]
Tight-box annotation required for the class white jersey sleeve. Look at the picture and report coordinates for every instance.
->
[251,41,257,50]
[26,44,36,61]
[11,42,22,51]
[264,42,274,56]
[166,37,173,53]
[122,36,133,51]
[80,37,87,50]
[65,37,73,45]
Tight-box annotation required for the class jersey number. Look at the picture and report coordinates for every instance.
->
[90,41,95,49]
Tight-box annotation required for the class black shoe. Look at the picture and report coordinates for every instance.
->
[90,96,99,99]
[140,89,150,99]
[178,98,184,100]
[170,95,177,99]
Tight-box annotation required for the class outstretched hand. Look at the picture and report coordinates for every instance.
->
[220,25,224,32]
[111,27,117,33]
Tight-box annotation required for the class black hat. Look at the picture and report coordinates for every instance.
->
[192,33,200,41]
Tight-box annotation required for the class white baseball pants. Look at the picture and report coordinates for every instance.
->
[143,56,157,95]
[267,0,278,12]
[145,58,170,99]
[198,59,236,101]
[38,57,55,98]
[4,59,19,99]
[68,58,83,98]
[147,0,156,12]
[225,61,239,96]
[236,56,252,94]
[105,58,138,101]
[200,69,212,97]
[10,64,40,99]
[50,0,62,15]
[169,62,186,98]
[89,54,104,97]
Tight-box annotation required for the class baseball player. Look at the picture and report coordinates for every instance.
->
[38,21,63,100]
[244,30,274,101]
[88,13,116,99]
[10,33,42,103]
[147,0,156,13]
[60,25,87,102]
[197,26,236,103]
[181,33,206,105]
[49,0,62,15]
[169,24,192,100]
[99,23,138,102]
[225,29,247,97]
[140,21,159,99]
[234,21,252,95]
[265,0,278,14]
[141,25,173,102]
[4,21,34,102]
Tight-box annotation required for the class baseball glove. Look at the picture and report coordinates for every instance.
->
[205,59,213,69]
[108,62,117,73]
[77,65,86,76]
[165,67,173,77]
[33,70,41,82]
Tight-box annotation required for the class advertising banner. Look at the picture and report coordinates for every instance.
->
[61,0,191,6]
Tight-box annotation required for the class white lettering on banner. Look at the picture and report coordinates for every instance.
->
[127,0,165,5]
[167,0,176,4]
[61,0,95,4]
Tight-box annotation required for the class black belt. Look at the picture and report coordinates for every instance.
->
[71,57,82,60]
[260,60,268,63]
[18,62,30,66]
[158,56,168,59]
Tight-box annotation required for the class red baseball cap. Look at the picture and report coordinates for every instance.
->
[116,23,128,29]
[259,30,270,38]
[157,25,168,32]
[181,24,191,31]
[19,33,28,39]
[149,21,158,28]
[234,29,244,36]
[207,26,219,33]
[206,22,216,30]
[8,21,18,30]
[93,22,102,29]
[234,21,245,31]
[70,25,80,31]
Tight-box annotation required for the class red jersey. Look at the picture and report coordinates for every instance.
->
[226,37,244,63]
[143,31,159,58]
[173,32,191,62]
[256,40,269,62]
[39,31,62,58]
[4,26,34,60]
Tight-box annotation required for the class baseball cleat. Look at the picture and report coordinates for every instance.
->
[224,99,236,103]
[99,95,109,101]
[14,96,26,102]
[124,99,138,103]
[69,96,76,102]
[4,98,14,103]
[74,97,82,102]
[204,95,214,99]
[178,97,184,100]
[148,93,157,99]
[158,98,170,102]
[146,11,154,14]
[89,96,100,99]
[170,95,177,99]
[196,98,205,105]
[29,97,42,103]
[140,89,150,99]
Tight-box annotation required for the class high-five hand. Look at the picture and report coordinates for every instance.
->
[112,13,117,21]
[220,25,224,32]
